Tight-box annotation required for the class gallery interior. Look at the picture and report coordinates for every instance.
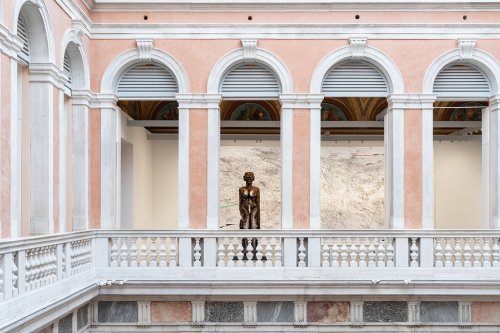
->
[0,0,500,332]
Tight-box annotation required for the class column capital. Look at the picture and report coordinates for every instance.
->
[92,93,118,109]
[176,93,222,109]
[279,94,324,109]
[489,94,500,110]
[71,89,94,107]
[387,94,437,110]
[0,25,23,60]
[28,63,68,89]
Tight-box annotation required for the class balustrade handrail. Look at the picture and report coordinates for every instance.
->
[0,230,96,253]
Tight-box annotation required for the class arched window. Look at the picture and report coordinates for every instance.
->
[63,50,72,89]
[117,63,178,100]
[433,63,491,99]
[220,63,281,98]
[17,13,30,63]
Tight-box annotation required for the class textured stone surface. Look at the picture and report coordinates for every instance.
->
[420,302,458,322]
[220,145,281,230]
[58,313,72,333]
[363,301,407,322]
[321,145,385,229]
[205,302,244,322]
[307,302,349,322]
[77,304,89,329]
[37,328,52,333]
[98,301,138,323]
[151,301,192,322]
[257,301,294,322]
[472,302,500,323]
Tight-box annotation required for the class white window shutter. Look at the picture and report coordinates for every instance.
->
[17,14,30,63]
[63,51,72,89]
[322,60,389,97]
[433,63,491,99]
[117,63,178,99]
[221,63,281,98]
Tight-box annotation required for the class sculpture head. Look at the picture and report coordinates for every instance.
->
[243,172,255,185]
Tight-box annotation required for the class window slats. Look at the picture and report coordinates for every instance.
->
[63,51,72,89]
[221,64,281,98]
[17,15,30,63]
[117,63,178,99]
[433,64,491,98]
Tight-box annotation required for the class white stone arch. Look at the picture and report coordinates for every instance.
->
[0,0,4,25]
[207,47,293,95]
[13,0,54,63]
[310,45,404,95]
[422,48,500,96]
[101,48,189,95]
[61,29,90,90]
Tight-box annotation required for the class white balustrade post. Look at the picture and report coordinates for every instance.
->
[17,250,26,295]
[203,237,217,268]
[419,237,433,268]
[294,301,307,324]
[191,301,205,324]
[72,310,78,332]
[93,236,110,267]
[243,301,257,324]
[3,252,13,300]
[138,301,152,327]
[56,243,64,280]
[408,301,421,324]
[284,238,297,267]
[395,237,409,267]
[307,237,321,267]
[178,237,193,267]
[90,301,98,327]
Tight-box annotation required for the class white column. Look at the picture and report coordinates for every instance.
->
[294,301,307,324]
[58,90,67,232]
[99,95,118,229]
[191,301,205,323]
[10,59,21,237]
[72,92,90,231]
[483,106,490,229]
[137,301,152,326]
[488,95,500,229]
[386,96,405,229]
[408,301,421,323]
[243,301,257,323]
[459,302,472,324]
[350,301,363,323]
[176,96,190,230]
[206,95,222,230]
[28,64,56,235]
[309,96,323,230]
[280,97,293,229]
[421,96,436,229]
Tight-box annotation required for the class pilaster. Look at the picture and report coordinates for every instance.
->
[488,95,500,229]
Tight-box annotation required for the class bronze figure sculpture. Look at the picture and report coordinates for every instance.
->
[238,172,261,260]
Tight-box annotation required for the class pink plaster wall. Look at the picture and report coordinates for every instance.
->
[189,109,207,229]
[404,109,422,229]
[472,302,500,323]
[88,109,100,229]
[293,109,310,228]
[1,54,11,238]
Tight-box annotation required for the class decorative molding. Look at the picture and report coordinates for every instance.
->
[243,301,257,323]
[457,39,476,60]
[191,301,205,325]
[350,301,364,323]
[137,301,151,327]
[407,301,421,325]
[176,93,222,109]
[136,38,155,61]
[279,94,324,109]
[349,37,367,58]
[294,301,307,324]
[458,302,472,324]
[241,39,258,62]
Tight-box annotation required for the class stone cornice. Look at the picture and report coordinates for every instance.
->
[176,93,222,109]
[0,25,23,60]
[387,94,437,110]
[279,94,324,109]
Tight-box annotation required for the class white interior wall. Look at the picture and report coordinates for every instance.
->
[434,140,482,229]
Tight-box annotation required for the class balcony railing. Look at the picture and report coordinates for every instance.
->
[1,229,499,303]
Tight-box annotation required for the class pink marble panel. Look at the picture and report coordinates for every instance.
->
[472,302,500,323]
[307,302,349,322]
[151,301,192,323]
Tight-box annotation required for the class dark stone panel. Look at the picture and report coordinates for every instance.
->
[98,301,138,323]
[257,301,294,322]
[363,301,408,322]
[205,302,244,322]
[77,304,89,329]
[58,313,72,333]
[421,302,459,322]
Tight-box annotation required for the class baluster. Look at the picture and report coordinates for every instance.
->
[473,237,482,267]
[322,238,330,267]
[444,238,453,267]
[265,238,273,268]
[193,238,202,267]
[158,238,167,267]
[36,248,44,287]
[492,238,500,267]
[49,246,57,282]
[434,238,444,267]
[463,238,472,268]
[246,240,255,267]
[298,238,306,267]
[386,238,394,268]
[139,237,148,267]
[255,238,263,267]
[37,247,46,286]
[110,238,119,267]
[410,238,419,268]
[483,238,492,267]
[377,238,386,267]
[25,249,33,291]
[227,238,237,267]
[358,238,367,268]
[119,238,129,267]
[218,238,226,267]
[331,239,340,267]
[236,240,244,267]
[274,238,282,267]
[150,237,158,267]
[169,237,177,267]
[454,238,463,267]
[368,239,376,268]
[350,239,358,267]
[340,238,348,267]
[12,253,18,297]
[129,237,138,267]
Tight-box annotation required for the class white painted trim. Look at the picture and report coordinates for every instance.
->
[482,107,490,229]
[310,45,404,95]
[206,106,220,230]
[60,29,90,90]
[177,105,189,230]
[100,48,189,96]
[280,106,293,229]
[13,0,55,63]
[310,100,322,230]
[421,99,436,230]
[207,46,293,95]
[423,48,500,97]
[59,90,67,233]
